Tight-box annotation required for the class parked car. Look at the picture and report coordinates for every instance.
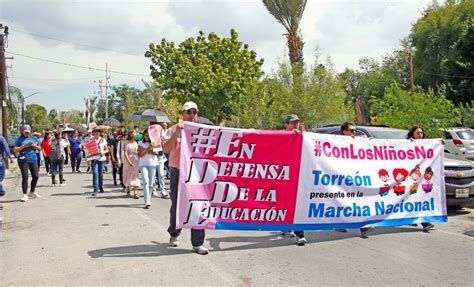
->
[7,134,21,156]
[311,125,474,208]
[443,128,474,161]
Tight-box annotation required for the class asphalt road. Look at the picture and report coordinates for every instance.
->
[1,167,473,286]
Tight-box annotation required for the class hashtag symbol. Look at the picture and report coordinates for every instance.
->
[314,141,322,157]
[191,128,217,154]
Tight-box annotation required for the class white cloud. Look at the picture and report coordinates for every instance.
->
[0,0,431,112]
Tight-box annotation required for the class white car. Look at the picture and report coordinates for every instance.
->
[444,128,474,161]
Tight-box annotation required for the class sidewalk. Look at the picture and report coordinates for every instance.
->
[0,166,21,228]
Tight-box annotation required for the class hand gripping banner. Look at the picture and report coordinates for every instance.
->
[177,122,447,230]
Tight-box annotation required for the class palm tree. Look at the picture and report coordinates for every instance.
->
[262,0,307,70]
[141,80,163,110]
[84,96,98,124]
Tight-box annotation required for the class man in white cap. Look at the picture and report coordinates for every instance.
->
[163,101,208,255]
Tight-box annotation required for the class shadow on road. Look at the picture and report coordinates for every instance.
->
[88,241,190,258]
[50,192,89,196]
[95,204,143,209]
[447,208,472,217]
[207,227,421,252]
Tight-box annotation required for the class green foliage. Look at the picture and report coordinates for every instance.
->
[338,38,413,123]
[411,0,474,104]
[146,30,264,124]
[60,110,84,125]
[24,104,49,132]
[233,57,351,130]
[48,109,60,129]
[369,83,462,137]
[459,100,474,127]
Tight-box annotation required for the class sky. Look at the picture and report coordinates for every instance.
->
[0,0,431,113]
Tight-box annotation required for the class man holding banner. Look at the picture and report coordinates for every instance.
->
[163,101,208,255]
[282,114,307,246]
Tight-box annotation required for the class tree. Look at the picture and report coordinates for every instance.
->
[6,86,23,132]
[369,83,462,137]
[48,109,60,129]
[84,96,98,123]
[233,56,350,130]
[24,104,49,131]
[60,110,84,125]
[146,29,264,124]
[411,0,474,104]
[459,100,474,128]
[262,0,307,75]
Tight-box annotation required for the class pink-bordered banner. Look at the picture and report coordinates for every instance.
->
[177,122,447,230]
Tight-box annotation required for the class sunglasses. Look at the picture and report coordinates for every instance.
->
[345,128,356,133]
[185,110,197,115]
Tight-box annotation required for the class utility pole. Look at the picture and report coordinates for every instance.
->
[409,52,414,96]
[94,63,111,119]
[0,24,9,137]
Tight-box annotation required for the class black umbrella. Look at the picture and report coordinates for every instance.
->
[196,116,214,126]
[102,118,122,127]
[130,109,171,123]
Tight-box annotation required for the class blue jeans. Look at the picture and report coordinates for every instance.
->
[155,160,166,193]
[91,160,105,192]
[140,165,156,204]
[167,168,205,247]
[0,161,5,196]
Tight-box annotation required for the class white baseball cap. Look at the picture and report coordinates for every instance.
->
[182,101,198,111]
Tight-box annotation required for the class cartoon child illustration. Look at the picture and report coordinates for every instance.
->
[378,169,390,196]
[392,168,409,196]
[422,167,434,193]
[409,165,421,195]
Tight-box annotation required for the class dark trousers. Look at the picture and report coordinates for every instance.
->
[51,158,64,184]
[70,151,82,172]
[112,161,118,184]
[167,167,205,247]
[44,156,50,173]
[64,148,69,164]
[18,161,39,194]
[119,163,124,187]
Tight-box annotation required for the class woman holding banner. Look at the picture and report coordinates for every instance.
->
[89,127,109,196]
[407,126,435,231]
[123,130,141,199]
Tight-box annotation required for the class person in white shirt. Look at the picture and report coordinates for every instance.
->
[90,127,109,196]
[50,131,70,186]
[138,130,160,208]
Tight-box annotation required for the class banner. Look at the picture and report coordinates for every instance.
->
[148,124,163,153]
[177,122,447,230]
[83,137,101,161]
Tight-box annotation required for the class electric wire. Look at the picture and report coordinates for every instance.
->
[9,27,141,57]
[6,51,151,77]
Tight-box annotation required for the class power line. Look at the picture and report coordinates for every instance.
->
[9,27,141,57]
[6,51,151,78]
[11,76,104,82]
[416,69,474,79]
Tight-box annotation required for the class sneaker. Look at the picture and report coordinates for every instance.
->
[144,201,151,209]
[422,223,434,231]
[296,237,307,246]
[281,231,295,237]
[28,192,41,199]
[169,236,179,247]
[20,194,29,202]
[161,192,170,199]
[151,191,159,197]
[60,183,67,187]
[192,245,209,255]
[99,189,105,193]
[76,170,81,173]
[360,226,375,236]
[52,183,56,187]
[92,192,97,196]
